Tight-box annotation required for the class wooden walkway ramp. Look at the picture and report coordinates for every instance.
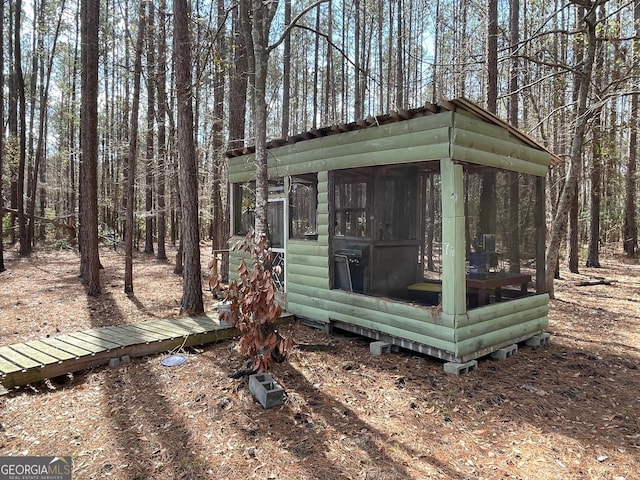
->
[0,314,293,392]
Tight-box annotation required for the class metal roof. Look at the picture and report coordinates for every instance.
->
[226,97,559,164]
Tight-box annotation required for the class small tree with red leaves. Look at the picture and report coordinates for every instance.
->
[222,229,294,373]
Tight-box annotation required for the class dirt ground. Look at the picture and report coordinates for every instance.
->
[0,243,639,479]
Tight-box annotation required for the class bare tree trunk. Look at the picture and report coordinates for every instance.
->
[228,6,248,150]
[144,0,155,255]
[240,0,278,238]
[567,178,580,272]
[79,0,101,295]
[354,0,362,119]
[211,0,227,267]
[395,0,404,109]
[507,0,520,273]
[545,6,598,298]
[0,0,5,272]
[124,0,146,294]
[156,0,168,261]
[29,0,66,247]
[431,0,440,104]
[281,0,291,138]
[586,20,605,269]
[69,16,79,244]
[586,108,602,268]
[479,0,498,235]
[174,0,204,314]
[14,0,29,256]
[624,0,639,257]
[312,6,320,128]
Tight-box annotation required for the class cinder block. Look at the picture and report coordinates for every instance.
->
[108,358,120,368]
[369,341,398,355]
[491,344,518,360]
[525,332,551,347]
[444,360,478,375]
[248,373,284,409]
[120,355,131,365]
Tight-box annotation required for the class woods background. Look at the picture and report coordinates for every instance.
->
[0,0,638,301]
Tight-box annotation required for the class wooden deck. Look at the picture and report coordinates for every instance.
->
[0,313,294,392]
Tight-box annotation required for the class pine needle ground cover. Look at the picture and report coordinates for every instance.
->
[1,245,638,479]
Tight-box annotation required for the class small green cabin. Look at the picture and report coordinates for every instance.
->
[227,98,553,364]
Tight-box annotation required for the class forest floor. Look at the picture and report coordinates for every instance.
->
[0,243,639,479]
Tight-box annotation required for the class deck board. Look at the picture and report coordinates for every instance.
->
[41,337,95,357]
[0,346,42,370]
[11,344,62,365]
[0,313,294,392]
[0,356,22,375]
[24,340,78,361]
[65,332,122,350]
[104,325,167,343]
[53,334,109,354]
[80,327,143,346]
[132,322,185,338]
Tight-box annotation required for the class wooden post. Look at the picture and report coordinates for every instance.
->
[536,176,546,294]
[440,158,466,317]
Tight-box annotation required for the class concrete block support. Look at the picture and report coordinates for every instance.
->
[525,332,551,347]
[248,373,284,409]
[491,344,518,360]
[370,341,399,355]
[444,360,478,375]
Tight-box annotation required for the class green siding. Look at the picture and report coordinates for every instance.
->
[455,317,547,358]
[453,295,549,358]
[228,115,453,183]
[287,291,456,350]
[450,145,548,177]
[454,110,520,143]
[452,128,551,167]
[227,109,550,361]
[460,294,549,327]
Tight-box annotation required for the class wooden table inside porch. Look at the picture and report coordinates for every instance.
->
[407,272,532,307]
[466,273,531,306]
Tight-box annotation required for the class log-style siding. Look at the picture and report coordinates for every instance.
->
[227,105,552,362]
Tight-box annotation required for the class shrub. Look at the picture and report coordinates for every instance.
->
[221,229,294,373]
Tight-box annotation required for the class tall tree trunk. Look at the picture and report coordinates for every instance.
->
[211,0,228,270]
[0,0,5,272]
[354,0,362,119]
[144,0,155,255]
[479,0,498,235]
[545,5,598,298]
[431,0,440,103]
[15,0,29,256]
[624,0,639,257]
[312,6,320,128]
[586,107,602,268]
[396,0,404,109]
[508,0,521,273]
[29,0,66,247]
[174,0,204,314]
[281,0,291,138]
[79,0,101,295]
[586,18,605,269]
[156,0,168,261]
[564,6,584,275]
[69,16,79,244]
[240,0,278,238]
[228,6,248,150]
[566,177,579,272]
[124,0,146,294]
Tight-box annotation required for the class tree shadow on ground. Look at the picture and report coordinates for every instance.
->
[258,363,467,479]
[88,292,211,479]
